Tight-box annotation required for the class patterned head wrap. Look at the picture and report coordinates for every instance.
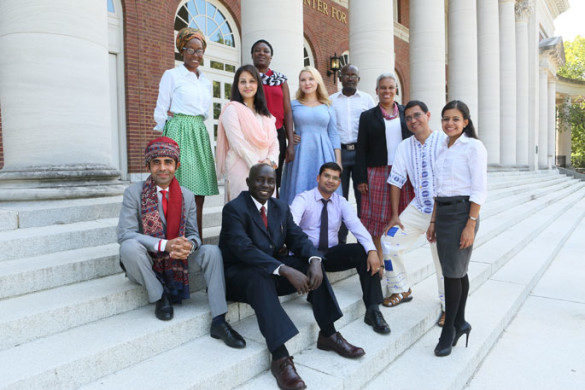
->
[176,27,207,52]
[145,137,180,165]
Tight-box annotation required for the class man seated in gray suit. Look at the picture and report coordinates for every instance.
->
[117,136,245,348]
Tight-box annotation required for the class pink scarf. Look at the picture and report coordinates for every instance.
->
[215,101,276,177]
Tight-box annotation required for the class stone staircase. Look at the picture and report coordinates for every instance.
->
[0,169,583,389]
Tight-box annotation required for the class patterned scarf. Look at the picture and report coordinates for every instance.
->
[379,102,399,120]
[141,176,189,302]
[260,69,287,86]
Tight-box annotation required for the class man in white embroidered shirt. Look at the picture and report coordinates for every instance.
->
[290,162,390,334]
[329,64,375,243]
[381,100,447,326]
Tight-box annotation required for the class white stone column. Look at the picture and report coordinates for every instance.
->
[538,68,548,169]
[547,78,556,168]
[527,4,539,170]
[478,0,501,164]
[0,0,120,200]
[499,0,517,166]
[515,1,532,166]
[447,0,478,125]
[350,0,394,99]
[241,0,303,94]
[409,0,446,131]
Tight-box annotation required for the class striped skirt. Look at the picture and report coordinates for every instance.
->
[163,114,219,196]
[360,165,414,237]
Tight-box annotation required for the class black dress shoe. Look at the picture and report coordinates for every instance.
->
[317,332,365,358]
[364,309,391,334]
[210,321,246,349]
[155,292,173,321]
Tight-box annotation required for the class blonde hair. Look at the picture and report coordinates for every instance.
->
[296,66,330,106]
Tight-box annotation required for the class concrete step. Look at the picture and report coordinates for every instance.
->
[487,175,573,201]
[0,269,363,390]
[50,180,584,390]
[0,244,121,299]
[378,183,585,294]
[362,193,585,390]
[487,170,565,190]
[0,196,124,230]
[0,218,118,262]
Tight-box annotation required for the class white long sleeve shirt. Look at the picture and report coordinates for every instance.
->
[434,134,488,205]
[153,65,212,131]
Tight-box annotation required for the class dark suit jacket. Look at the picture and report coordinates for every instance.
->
[355,104,411,185]
[219,191,320,275]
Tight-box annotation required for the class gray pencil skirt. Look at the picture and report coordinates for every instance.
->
[435,196,480,278]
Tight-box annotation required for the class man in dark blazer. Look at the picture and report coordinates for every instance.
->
[220,164,364,390]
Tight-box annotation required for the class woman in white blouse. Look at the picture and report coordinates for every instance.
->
[215,64,279,203]
[153,28,219,237]
[426,100,487,357]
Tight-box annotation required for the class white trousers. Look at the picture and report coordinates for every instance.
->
[381,203,445,310]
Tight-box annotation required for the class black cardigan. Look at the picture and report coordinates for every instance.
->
[355,104,412,185]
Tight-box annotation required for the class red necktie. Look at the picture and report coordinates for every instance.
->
[260,206,268,229]
[160,190,168,218]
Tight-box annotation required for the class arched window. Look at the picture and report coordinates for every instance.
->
[174,0,241,152]
[304,38,314,67]
[175,0,235,59]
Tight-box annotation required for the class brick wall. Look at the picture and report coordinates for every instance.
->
[303,0,350,94]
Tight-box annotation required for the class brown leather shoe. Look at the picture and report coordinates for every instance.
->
[317,332,365,358]
[270,356,306,390]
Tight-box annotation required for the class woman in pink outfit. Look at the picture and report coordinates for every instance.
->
[216,64,279,203]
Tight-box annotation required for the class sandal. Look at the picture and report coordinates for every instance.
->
[382,289,413,307]
[437,311,446,327]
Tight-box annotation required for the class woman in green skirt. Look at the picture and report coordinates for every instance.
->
[154,27,219,237]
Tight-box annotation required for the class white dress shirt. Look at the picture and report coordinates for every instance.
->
[388,131,446,214]
[384,117,403,165]
[155,186,169,252]
[290,187,376,252]
[434,134,488,205]
[249,196,320,275]
[153,65,212,131]
[329,90,375,144]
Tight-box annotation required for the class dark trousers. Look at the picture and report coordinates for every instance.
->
[275,127,287,191]
[323,243,383,308]
[339,148,361,244]
[224,256,342,352]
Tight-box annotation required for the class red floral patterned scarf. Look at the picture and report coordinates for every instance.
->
[141,176,189,302]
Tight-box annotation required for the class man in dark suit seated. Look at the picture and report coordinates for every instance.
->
[219,164,364,390]
[117,136,244,348]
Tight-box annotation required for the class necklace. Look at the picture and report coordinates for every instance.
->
[379,102,399,120]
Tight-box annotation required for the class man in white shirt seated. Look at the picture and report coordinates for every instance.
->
[291,162,390,334]
[381,100,446,326]
[116,136,245,348]
[329,64,375,244]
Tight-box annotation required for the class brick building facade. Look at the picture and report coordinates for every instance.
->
[0,0,411,175]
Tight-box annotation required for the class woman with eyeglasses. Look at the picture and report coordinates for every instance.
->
[215,64,279,203]
[426,100,487,357]
[153,27,219,237]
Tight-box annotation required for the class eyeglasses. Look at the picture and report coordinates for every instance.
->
[183,48,204,56]
[342,74,358,79]
[405,112,424,122]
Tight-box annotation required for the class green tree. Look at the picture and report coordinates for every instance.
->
[558,35,585,81]
[558,98,585,167]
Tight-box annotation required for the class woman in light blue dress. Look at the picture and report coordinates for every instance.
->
[280,66,342,204]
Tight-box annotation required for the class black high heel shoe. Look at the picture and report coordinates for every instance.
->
[434,326,455,357]
[453,322,472,347]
